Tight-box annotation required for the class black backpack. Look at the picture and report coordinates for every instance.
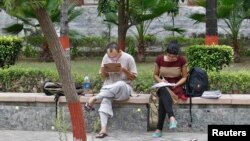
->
[43,81,84,118]
[185,67,209,127]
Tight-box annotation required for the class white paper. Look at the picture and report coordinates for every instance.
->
[151,82,175,89]
[201,90,222,99]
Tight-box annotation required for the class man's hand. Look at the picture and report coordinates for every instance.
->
[120,66,127,72]
[120,67,136,80]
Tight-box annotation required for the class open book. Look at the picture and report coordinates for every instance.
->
[151,82,176,89]
[104,63,121,72]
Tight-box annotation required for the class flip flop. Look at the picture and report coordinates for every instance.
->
[96,133,108,138]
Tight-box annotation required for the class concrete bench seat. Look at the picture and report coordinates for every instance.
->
[0,93,250,132]
[179,94,250,105]
[0,92,151,132]
[0,93,151,104]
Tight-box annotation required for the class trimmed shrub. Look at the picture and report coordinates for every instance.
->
[0,36,23,68]
[0,68,249,94]
[186,45,233,71]
[209,71,250,94]
[0,68,58,92]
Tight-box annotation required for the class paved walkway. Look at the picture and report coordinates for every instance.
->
[0,130,207,141]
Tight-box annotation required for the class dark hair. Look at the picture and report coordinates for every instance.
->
[106,42,120,53]
[166,40,180,55]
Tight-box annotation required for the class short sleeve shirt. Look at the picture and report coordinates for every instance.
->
[155,55,187,84]
[101,51,137,85]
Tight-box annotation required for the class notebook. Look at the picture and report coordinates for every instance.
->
[104,63,121,72]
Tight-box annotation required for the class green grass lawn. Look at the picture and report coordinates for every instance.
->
[12,58,156,78]
[13,57,250,76]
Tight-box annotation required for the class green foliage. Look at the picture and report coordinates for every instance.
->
[2,23,24,34]
[164,36,204,47]
[79,36,109,48]
[130,0,177,23]
[125,36,136,56]
[22,46,38,58]
[0,68,59,92]
[133,71,155,94]
[0,66,250,93]
[163,25,186,36]
[144,34,158,46]
[52,107,69,141]
[209,71,250,94]
[189,0,250,62]
[92,117,101,133]
[0,36,23,68]
[26,35,46,47]
[186,45,233,71]
[97,0,117,14]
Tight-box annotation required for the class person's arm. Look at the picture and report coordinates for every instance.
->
[153,63,164,83]
[100,67,109,79]
[173,63,188,87]
[121,67,136,80]
[121,56,137,81]
[99,54,109,80]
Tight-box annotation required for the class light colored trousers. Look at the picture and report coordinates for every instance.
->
[96,81,132,128]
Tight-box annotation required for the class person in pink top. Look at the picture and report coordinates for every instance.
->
[152,40,188,138]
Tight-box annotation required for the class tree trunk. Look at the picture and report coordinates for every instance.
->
[33,7,87,141]
[233,38,240,63]
[60,0,71,66]
[136,41,146,62]
[205,0,218,45]
[118,0,128,51]
[40,41,53,62]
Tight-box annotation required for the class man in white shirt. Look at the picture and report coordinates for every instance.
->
[85,42,137,138]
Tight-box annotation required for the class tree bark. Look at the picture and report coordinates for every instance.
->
[118,0,128,51]
[60,0,71,67]
[136,40,146,62]
[33,7,87,141]
[233,37,240,63]
[205,0,218,45]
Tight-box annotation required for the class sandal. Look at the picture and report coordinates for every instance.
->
[84,102,95,112]
[96,133,108,138]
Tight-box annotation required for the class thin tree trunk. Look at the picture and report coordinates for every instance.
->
[60,0,71,66]
[33,7,87,141]
[233,38,240,63]
[205,0,218,45]
[118,0,128,51]
[136,40,146,62]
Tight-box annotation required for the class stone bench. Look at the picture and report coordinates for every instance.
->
[0,92,151,132]
[1,93,250,132]
[166,94,250,132]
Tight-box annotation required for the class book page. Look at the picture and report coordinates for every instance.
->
[151,82,175,89]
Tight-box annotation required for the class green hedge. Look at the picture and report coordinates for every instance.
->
[186,45,233,71]
[0,36,23,68]
[0,68,249,94]
[209,71,250,94]
[0,68,58,92]
[0,68,102,93]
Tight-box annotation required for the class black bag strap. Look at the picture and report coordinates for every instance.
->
[189,96,192,127]
[188,89,194,128]
[54,93,62,119]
